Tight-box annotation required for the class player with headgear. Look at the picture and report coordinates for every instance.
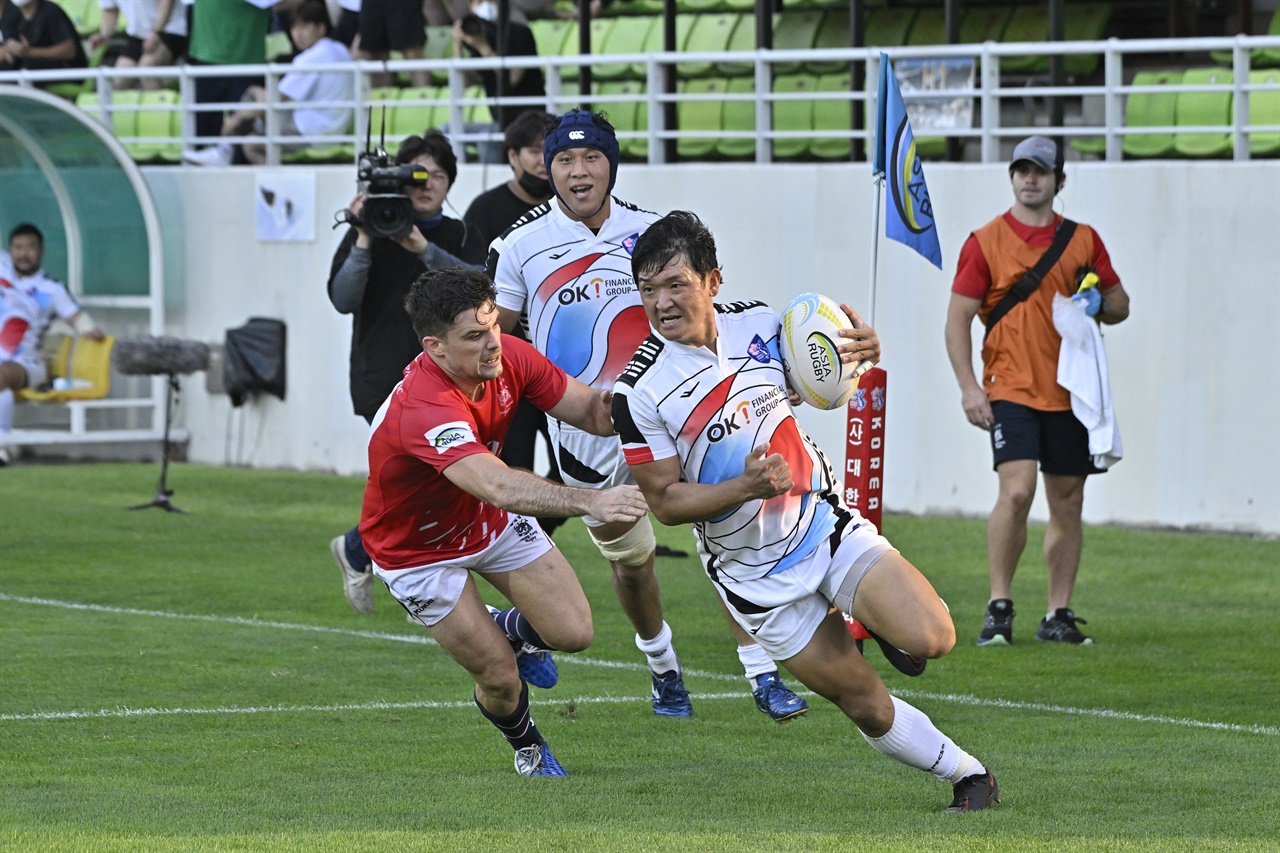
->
[486,109,812,723]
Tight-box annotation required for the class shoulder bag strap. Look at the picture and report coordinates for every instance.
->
[983,219,1078,340]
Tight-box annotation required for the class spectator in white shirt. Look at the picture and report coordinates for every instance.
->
[185,0,353,166]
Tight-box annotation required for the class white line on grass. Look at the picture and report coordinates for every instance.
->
[3,592,1276,737]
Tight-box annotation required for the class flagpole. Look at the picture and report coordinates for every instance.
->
[868,175,882,329]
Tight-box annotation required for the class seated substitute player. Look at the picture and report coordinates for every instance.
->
[359,267,649,778]
[489,109,808,722]
[612,211,999,812]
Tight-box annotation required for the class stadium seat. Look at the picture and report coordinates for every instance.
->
[17,335,114,403]
[594,80,646,158]
[716,12,757,78]
[633,13,696,79]
[960,6,1013,44]
[997,3,1110,76]
[530,17,576,58]
[679,13,740,79]
[424,26,455,85]
[133,89,181,163]
[594,14,656,81]
[1211,6,1280,68]
[390,86,449,142]
[772,73,817,158]
[716,75,756,159]
[906,7,946,47]
[1248,69,1280,157]
[680,0,727,13]
[771,10,824,76]
[810,72,853,160]
[1174,68,1234,158]
[676,78,725,158]
[76,90,141,155]
[61,0,102,38]
[1115,70,1181,159]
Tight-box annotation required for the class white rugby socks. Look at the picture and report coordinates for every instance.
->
[863,695,985,784]
[636,621,679,674]
[737,642,777,681]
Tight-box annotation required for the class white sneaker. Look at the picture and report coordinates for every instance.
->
[0,445,11,466]
[182,143,232,166]
[330,534,374,614]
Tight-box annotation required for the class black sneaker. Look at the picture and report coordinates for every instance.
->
[864,629,927,676]
[1036,608,1093,645]
[977,599,1014,646]
[944,770,1000,813]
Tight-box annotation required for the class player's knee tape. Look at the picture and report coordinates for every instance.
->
[593,515,656,566]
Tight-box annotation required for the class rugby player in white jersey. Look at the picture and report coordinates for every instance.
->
[0,223,105,466]
[359,267,649,777]
[612,211,999,812]
[488,109,809,721]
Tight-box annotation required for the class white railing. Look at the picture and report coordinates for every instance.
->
[1,34,1278,164]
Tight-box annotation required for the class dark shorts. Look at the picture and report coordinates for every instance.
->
[989,400,1102,477]
[332,8,360,47]
[113,31,187,62]
[358,0,426,52]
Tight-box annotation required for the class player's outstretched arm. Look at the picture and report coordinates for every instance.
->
[630,444,792,526]
[444,452,645,520]
[547,377,616,437]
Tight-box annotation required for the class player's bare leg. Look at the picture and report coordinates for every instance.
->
[988,459,1038,600]
[1042,473,1086,611]
[781,611,997,812]
[592,517,665,639]
[848,552,955,660]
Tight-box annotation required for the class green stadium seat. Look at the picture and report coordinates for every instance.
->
[1174,68,1234,158]
[633,13,696,79]
[133,89,181,163]
[424,26,455,85]
[390,86,449,143]
[772,73,816,158]
[594,80,645,157]
[265,29,293,62]
[716,12,757,78]
[960,6,1012,44]
[866,6,917,49]
[1248,69,1280,157]
[998,3,1110,76]
[716,75,756,159]
[61,0,102,38]
[676,77,725,158]
[810,72,852,160]
[1212,7,1280,68]
[907,7,946,47]
[679,13,740,79]
[1103,70,1180,159]
[594,14,656,81]
[530,17,576,57]
[720,0,754,11]
[76,90,140,156]
[772,10,824,76]
[680,0,727,13]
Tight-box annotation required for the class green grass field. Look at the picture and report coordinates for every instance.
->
[2,462,1277,852]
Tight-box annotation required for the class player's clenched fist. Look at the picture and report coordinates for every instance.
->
[741,443,793,499]
[591,485,650,522]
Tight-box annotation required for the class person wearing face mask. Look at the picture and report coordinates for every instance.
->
[0,0,86,74]
[327,129,487,614]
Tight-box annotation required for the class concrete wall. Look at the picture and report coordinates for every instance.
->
[140,160,1280,535]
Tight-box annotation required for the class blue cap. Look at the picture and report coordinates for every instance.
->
[543,110,620,199]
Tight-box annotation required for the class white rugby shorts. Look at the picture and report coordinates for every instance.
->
[547,419,634,527]
[373,513,553,627]
[715,521,896,661]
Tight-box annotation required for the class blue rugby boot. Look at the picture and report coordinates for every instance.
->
[514,742,568,777]
[651,668,693,717]
[752,671,809,723]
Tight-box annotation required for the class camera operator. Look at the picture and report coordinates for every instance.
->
[327,129,486,613]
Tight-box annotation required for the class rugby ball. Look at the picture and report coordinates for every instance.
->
[780,292,867,410]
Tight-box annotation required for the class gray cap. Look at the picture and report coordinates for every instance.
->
[1010,135,1059,171]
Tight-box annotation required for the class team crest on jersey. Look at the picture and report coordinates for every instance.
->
[851,387,868,412]
[498,384,513,413]
[746,334,771,364]
[425,421,476,455]
[621,233,640,255]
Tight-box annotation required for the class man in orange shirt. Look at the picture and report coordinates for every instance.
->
[944,136,1131,646]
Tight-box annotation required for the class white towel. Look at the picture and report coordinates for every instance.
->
[1053,294,1123,469]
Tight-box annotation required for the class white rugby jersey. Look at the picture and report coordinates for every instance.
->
[489,198,660,391]
[614,301,856,605]
[0,254,81,360]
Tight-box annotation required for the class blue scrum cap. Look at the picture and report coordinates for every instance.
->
[543,109,620,198]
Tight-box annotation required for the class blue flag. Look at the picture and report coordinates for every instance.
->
[874,52,942,269]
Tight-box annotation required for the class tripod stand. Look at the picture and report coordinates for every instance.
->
[130,374,184,513]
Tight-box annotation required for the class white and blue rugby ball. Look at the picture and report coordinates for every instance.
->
[780,292,868,410]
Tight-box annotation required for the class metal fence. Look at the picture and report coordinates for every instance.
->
[2,34,1278,165]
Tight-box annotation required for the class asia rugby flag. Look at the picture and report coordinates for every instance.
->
[874,52,942,269]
